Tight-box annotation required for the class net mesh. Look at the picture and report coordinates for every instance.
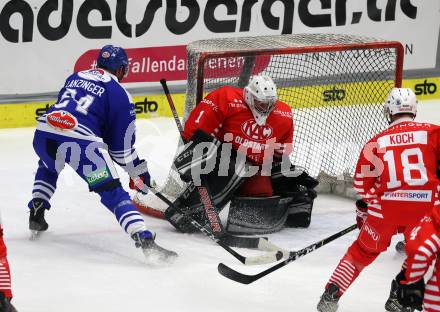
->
[136,34,402,211]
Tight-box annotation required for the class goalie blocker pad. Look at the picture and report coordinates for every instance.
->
[173,129,221,183]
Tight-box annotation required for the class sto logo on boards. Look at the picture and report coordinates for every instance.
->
[35,104,52,118]
[35,97,158,118]
[414,80,437,95]
[323,86,346,102]
[134,98,158,114]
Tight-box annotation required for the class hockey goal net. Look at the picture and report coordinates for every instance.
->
[134,33,404,217]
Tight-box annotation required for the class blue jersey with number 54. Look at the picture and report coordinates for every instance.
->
[37,69,137,166]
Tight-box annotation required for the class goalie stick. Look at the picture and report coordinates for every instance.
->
[149,187,289,265]
[218,224,357,284]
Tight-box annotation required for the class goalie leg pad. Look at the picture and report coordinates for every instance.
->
[225,196,292,235]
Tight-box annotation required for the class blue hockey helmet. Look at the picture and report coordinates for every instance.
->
[97,45,129,75]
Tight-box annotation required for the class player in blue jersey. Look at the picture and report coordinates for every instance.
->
[27,45,177,263]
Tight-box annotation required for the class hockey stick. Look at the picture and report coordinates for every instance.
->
[218,224,357,284]
[149,187,288,265]
[159,79,184,134]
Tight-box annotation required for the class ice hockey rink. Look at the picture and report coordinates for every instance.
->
[1,100,439,312]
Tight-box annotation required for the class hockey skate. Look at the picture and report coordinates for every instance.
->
[28,198,50,240]
[0,292,18,312]
[317,283,341,312]
[132,231,178,264]
[385,279,414,312]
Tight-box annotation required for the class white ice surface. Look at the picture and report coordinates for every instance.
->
[1,100,439,312]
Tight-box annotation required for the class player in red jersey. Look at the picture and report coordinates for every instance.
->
[0,216,17,312]
[396,201,440,312]
[165,75,318,234]
[317,88,440,312]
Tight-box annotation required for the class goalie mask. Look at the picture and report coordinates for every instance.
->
[384,88,417,124]
[244,75,278,125]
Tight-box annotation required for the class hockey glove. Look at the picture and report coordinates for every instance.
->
[355,199,368,229]
[397,279,425,311]
[128,159,152,194]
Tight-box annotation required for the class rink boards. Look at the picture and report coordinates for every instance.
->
[0,77,438,129]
